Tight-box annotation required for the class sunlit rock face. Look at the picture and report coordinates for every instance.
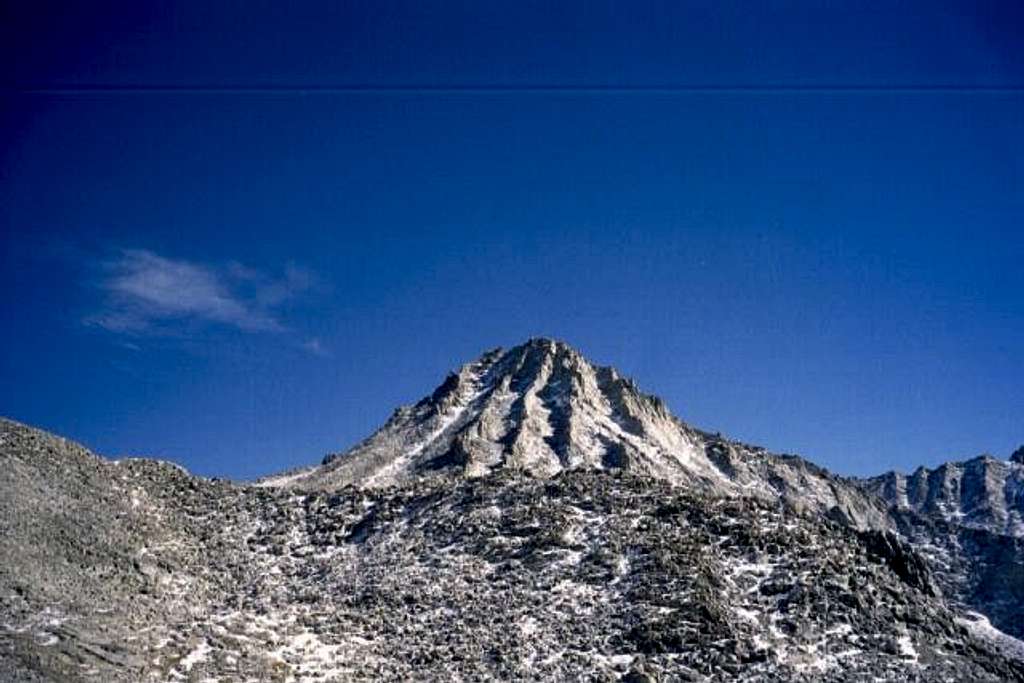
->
[862,455,1024,538]
[291,338,889,530]
[311,338,719,486]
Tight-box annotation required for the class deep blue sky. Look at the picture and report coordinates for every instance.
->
[2,2,1022,479]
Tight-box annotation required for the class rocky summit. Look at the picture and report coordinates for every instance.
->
[286,339,888,530]
[2,338,1024,681]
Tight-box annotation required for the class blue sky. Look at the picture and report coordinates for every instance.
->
[2,2,1022,479]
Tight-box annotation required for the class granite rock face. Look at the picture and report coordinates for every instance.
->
[861,455,1024,537]
[287,339,889,531]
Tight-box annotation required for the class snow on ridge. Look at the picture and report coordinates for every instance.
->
[253,467,317,488]
[958,612,1024,663]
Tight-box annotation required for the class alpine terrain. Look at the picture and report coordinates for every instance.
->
[2,338,1023,681]
[859,449,1024,641]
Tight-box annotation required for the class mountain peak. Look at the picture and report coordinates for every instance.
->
[519,335,576,351]
[293,340,888,529]
[1011,445,1024,465]
[318,337,684,484]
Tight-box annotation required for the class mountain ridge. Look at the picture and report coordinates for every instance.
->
[860,452,1024,537]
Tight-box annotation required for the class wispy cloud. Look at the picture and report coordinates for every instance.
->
[86,249,313,336]
[300,337,329,357]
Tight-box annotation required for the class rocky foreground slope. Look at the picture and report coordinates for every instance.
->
[2,338,1023,681]
[1,418,1022,682]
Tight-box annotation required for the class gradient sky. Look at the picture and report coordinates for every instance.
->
[2,1,1022,479]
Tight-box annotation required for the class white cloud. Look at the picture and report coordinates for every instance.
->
[300,337,329,357]
[86,249,313,335]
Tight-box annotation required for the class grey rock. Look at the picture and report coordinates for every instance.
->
[3,338,1024,681]
[858,449,1024,637]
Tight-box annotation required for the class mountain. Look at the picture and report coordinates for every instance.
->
[861,454,1024,537]
[277,338,1024,643]
[2,339,1024,681]
[859,452,1024,640]
[4,417,1024,681]
[284,339,888,530]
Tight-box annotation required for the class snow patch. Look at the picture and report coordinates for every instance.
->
[959,612,1024,662]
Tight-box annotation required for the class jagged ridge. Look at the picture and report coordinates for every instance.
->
[861,454,1024,537]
